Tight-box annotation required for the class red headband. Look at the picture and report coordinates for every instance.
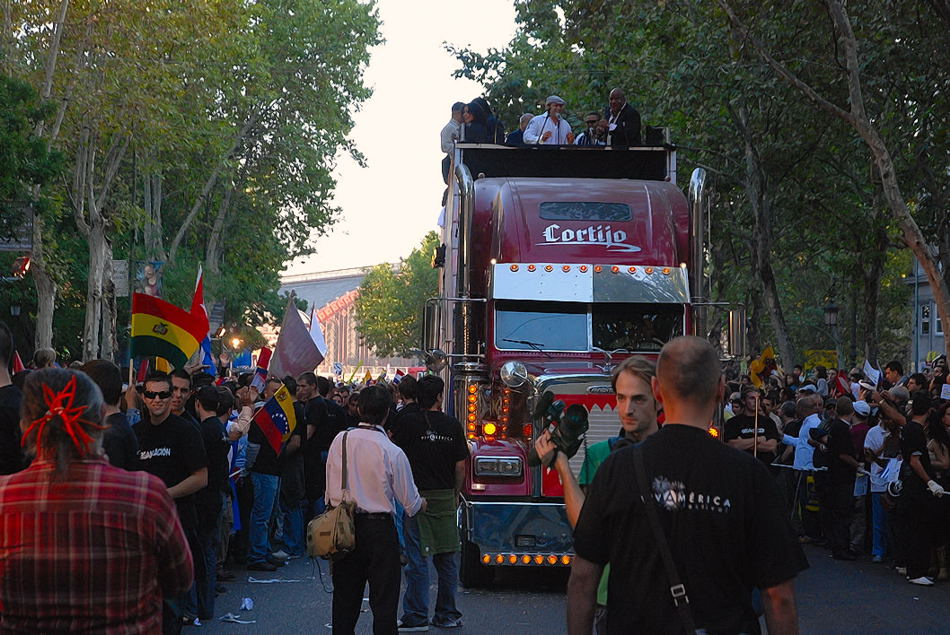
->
[22,375,105,456]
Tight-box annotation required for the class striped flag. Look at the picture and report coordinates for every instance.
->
[131,292,210,369]
[192,267,215,376]
[252,384,297,454]
[251,347,272,392]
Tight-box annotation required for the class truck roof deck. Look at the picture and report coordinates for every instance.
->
[455,143,675,183]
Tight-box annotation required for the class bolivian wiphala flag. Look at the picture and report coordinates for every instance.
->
[131,293,211,369]
[252,384,297,454]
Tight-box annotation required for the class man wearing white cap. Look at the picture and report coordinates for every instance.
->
[523,95,575,145]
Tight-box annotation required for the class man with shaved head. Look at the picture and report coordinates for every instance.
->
[568,337,806,634]
[604,88,641,146]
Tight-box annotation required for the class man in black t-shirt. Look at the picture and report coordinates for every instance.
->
[0,323,24,475]
[133,371,208,625]
[569,337,806,634]
[300,373,348,516]
[820,397,864,560]
[724,386,781,466]
[392,375,469,630]
[899,392,946,585]
[80,360,139,471]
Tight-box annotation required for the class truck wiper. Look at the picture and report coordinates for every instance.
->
[502,338,553,358]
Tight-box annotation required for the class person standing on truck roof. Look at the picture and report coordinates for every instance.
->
[604,88,641,147]
[440,101,464,184]
[523,95,575,145]
[504,113,534,146]
[535,355,659,634]
[568,336,807,634]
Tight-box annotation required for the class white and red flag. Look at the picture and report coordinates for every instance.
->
[269,296,326,380]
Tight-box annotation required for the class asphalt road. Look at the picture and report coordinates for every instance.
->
[200,545,950,633]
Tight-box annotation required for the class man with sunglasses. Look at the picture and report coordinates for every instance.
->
[574,112,606,146]
[133,371,209,626]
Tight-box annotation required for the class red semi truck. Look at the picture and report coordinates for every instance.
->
[422,139,742,586]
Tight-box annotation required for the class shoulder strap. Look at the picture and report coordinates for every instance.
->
[341,430,349,493]
[633,447,697,634]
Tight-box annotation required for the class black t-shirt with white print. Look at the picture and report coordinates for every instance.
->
[133,413,208,529]
[392,409,469,491]
[573,424,807,634]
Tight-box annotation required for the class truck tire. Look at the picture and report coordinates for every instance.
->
[459,539,493,588]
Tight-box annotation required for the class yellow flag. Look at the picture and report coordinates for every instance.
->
[154,357,171,373]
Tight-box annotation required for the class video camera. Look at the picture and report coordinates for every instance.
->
[527,391,589,467]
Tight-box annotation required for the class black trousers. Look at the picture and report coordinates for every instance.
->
[902,490,942,579]
[827,478,855,555]
[332,515,400,635]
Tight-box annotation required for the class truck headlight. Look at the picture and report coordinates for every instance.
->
[474,456,523,478]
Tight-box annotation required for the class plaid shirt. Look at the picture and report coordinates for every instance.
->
[0,458,193,633]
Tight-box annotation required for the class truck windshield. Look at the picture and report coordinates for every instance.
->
[494,301,683,352]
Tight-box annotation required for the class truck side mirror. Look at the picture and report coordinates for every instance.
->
[423,298,440,353]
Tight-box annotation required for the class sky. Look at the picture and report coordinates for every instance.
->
[283,0,517,277]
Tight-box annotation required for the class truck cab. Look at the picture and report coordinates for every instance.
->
[423,141,741,586]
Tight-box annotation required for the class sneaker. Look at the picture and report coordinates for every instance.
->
[397,619,429,632]
[908,576,935,586]
[871,555,883,563]
[895,566,907,576]
[266,555,287,567]
[432,618,463,629]
[247,561,278,572]
[271,550,291,560]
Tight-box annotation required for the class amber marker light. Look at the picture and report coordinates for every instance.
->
[561,555,572,565]
[708,426,720,439]
[578,265,588,272]
[510,264,519,272]
[527,264,536,272]
[547,555,558,565]
[508,554,518,564]
[662,267,671,275]
[534,555,544,564]
[645,267,654,274]
[522,424,532,438]
[544,265,553,272]
[628,266,637,273]
[521,555,531,564]
[468,384,478,394]
[562,265,570,272]
[482,554,491,564]
[611,266,620,274]
[483,422,497,435]
[594,265,603,273]
[495,554,504,564]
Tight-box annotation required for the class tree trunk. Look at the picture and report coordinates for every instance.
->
[99,250,116,362]
[83,219,107,361]
[205,184,234,274]
[736,103,795,368]
[143,170,166,260]
[31,215,56,350]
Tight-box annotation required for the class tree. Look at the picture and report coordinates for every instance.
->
[355,232,440,358]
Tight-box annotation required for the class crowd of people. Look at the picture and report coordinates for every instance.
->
[721,356,950,586]
[0,320,470,634]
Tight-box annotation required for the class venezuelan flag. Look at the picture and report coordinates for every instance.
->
[252,384,297,454]
[131,293,210,369]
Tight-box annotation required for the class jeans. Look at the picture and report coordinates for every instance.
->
[870,491,889,558]
[248,472,280,564]
[401,512,462,625]
[197,493,223,620]
[332,515,401,635]
[281,500,305,556]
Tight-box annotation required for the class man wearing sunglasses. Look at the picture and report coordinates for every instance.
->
[133,371,209,626]
[574,112,606,146]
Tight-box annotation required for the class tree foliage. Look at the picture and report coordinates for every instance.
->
[2,0,381,360]
[354,232,440,358]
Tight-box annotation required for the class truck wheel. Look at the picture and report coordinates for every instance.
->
[459,539,493,588]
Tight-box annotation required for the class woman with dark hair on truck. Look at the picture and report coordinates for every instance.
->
[0,368,193,633]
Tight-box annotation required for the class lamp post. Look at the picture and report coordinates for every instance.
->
[824,302,841,367]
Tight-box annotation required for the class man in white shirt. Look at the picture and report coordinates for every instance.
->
[325,385,425,634]
[782,393,824,541]
[523,95,575,145]
[864,409,893,562]
[440,102,465,184]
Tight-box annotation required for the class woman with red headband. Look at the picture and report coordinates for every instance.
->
[0,368,193,633]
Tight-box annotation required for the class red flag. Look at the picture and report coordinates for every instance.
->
[11,351,24,374]
[251,347,273,392]
[136,359,149,382]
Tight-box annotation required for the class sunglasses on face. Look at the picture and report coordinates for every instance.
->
[586,120,598,125]
[143,390,172,400]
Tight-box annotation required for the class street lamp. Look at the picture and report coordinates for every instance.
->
[823,302,839,328]
[231,337,242,349]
